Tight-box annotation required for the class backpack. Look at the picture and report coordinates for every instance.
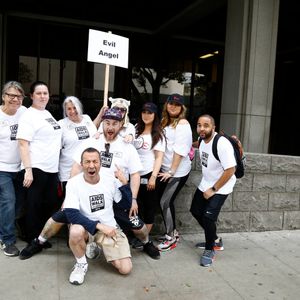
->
[199,131,246,178]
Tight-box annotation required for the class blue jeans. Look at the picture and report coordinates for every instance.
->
[0,171,19,245]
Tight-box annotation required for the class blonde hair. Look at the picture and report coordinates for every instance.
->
[161,102,187,128]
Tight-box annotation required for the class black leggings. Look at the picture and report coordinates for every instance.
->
[24,168,61,241]
[136,172,158,224]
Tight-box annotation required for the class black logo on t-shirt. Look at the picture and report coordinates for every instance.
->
[90,194,104,212]
[10,124,18,140]
[201,152,208,168]
[100,151,113,168]
[45,118,61,130]
[75,126,90,140]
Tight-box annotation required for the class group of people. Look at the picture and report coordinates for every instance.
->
[0,80,237,285]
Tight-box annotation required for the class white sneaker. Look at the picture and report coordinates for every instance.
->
[85,242,102,259]
[173,229,180,242]
[69,263,88,285]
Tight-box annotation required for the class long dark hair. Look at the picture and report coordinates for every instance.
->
[136,111,165,149]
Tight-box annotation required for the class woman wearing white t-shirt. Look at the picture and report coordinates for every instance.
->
[0,81,27,256]
[134,102,165,234]
[17,81,62,242]
[58,96,97,194]
[157,94,192,251]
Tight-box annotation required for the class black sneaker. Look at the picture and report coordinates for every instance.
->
[143,241,160,260]
[131,238,144,250]
[2,243,20,257]
[42,240,52,249]
[19,238,44,260]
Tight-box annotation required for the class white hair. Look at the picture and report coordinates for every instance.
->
[109,97,131,125]
[62,96,83,118]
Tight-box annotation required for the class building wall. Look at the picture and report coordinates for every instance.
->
[154,151,300,234]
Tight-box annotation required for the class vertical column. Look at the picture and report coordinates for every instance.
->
[220,0,279,153]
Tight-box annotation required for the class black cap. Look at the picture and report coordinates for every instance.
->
[142,102,157,113]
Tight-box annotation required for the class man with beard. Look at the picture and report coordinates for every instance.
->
[190,114,236,267]
[19,108,160,260]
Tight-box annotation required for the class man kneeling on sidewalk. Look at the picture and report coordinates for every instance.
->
[64,147,132,284]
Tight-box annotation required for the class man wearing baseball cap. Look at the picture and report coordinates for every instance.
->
[18,107,161,263]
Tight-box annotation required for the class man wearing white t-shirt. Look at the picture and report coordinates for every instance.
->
[190,114,236,267]
[18,108,160,261]
[64,147,132,285]
[71,108,160,259]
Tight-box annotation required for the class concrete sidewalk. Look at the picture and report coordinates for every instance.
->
[1,230,300,300]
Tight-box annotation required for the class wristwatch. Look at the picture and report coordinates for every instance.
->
[168,170,175,176]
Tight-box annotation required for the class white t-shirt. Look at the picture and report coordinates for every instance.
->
[134,133,165,176]
[198,133,237,194]
[63,172,121,227]
[73,134,143,180]
[161,123,193,177]
[16,106,62,173]
[0,106,27,172]
[58,115,97,181]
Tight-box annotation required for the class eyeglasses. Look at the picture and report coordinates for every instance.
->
[115,107,127,112]
[105,143,110,156]
[5,93,24,101]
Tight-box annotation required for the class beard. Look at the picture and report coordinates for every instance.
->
[200,129,214,140]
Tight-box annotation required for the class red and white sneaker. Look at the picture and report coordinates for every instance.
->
[157,235,177,251]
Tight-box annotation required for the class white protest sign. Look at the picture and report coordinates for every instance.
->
[87,29,129,69]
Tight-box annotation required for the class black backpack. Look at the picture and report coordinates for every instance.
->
[199,131,246,178]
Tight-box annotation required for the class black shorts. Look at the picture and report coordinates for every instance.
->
[113,208,144,231]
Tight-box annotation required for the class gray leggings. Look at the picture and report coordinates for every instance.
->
[158,174,189,235]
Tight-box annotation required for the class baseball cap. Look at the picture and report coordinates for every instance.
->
[102,108,123,121]
[166,93,184,105]
[142,102,157,113]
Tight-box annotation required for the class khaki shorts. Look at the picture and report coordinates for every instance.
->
[92,228,131,262]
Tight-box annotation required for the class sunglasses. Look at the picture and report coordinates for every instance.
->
[115,107,127,112]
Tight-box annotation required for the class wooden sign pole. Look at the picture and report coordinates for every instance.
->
[103,31,112,107]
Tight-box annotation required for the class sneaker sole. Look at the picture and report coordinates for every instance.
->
[70,280,83,285]
[4,252,19,257]
[196,244,224,251]
[200,257,215,267]
[159,242,177,252]
[213,246,224,251]
[132,245,144,250]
